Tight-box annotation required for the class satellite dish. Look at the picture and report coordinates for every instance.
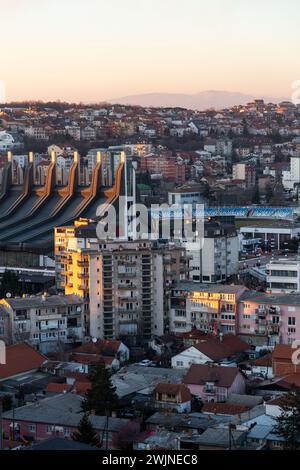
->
[6,293,11,298]
[92,337,97,343]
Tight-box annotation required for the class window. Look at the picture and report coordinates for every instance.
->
[176,361,184,367]
[288,317,296,326]
[28,424,36,433]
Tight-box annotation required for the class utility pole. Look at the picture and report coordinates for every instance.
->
[228,424,236,450]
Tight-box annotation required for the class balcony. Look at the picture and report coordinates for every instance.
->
[118,307,138,313]
[268,306,281,315]
[118,260,137,266]
[164,269,177,276]
[119,295,138,302]
[118,283,135,289]
[163,257,177,265]
[78,284,87,291]
[118,272,136,278]
[77,260,89,267]
[78,272,89,279]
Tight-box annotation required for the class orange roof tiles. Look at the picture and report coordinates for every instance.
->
[0,343,46,380]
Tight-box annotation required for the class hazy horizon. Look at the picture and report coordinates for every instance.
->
[1,0,300,102]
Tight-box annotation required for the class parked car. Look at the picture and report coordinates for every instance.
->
[137,359,153,367]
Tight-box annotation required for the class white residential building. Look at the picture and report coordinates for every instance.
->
[266,258,300,293]
[282,155,300,190]
[0,131,15,152]
[24,126,48,140]
[0,294,85,353]
[184,221,239,283]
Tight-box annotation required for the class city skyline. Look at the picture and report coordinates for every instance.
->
[1,0,300,102]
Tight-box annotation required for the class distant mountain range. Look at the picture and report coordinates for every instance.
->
[109,90,285,110]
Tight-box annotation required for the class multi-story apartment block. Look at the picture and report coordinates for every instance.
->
[170,282,247,335]
[55,221,187,345]
[238,291,300,346]
[282,155,300,190]
[140,154,186,184]
[24,126,48,140]
[184,221,239,283]
[65,125,81,141]
[0,294,84,352]
[232,163,256,188]
[266,258,300,293]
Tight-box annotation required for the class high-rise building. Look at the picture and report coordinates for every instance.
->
[55,222,187,346]
[184,220,239,283]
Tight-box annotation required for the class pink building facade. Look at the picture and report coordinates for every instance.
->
[238,292,300,346]
[183,365,246,402]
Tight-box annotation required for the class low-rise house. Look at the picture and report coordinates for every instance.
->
[70,339,129,364]
[244,353,273,379]
[2,393,130,448]
[154,383,191,413]
[0,343,46,382]
[134,431,180,450]
[272,344,300,377]
[45,382,73,396]
[111,365,187,402]
[171,334,248,368]
[70,353,120,371]
[243,413,288,450]
[183,364,246,402]
[26,437,99,451]
[201,402,251,416]
[184,427,247,450]
[146,411,231,434]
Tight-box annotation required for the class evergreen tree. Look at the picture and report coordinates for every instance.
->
[82,360,119,415]
[72,413,101,447]
[2,395,13,412]
[274,387,300,449]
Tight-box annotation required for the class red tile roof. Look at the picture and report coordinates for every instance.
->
[0,343,46,380]
[277,373,300,389]
[74,380,91,396]
[64,371,90,382]
[46,382,73,393]
[202,402,250,415]
[190,335,248,361]
[252,353,272,367]
[71,339,121,356]
[183,364,241,388]
[273,344,293,360]
[70,353,115,366]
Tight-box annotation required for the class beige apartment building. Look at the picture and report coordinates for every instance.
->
[55,219,188,345]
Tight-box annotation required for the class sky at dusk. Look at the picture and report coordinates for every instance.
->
[1,0,300,102]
